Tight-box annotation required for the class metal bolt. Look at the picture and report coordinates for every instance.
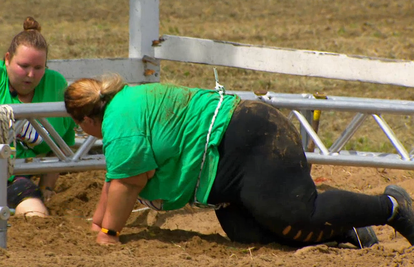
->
[0,145,11,159]
[0,207,10,221]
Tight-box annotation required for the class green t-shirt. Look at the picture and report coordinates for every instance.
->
[0,61,76,181]
[102,83,240,210]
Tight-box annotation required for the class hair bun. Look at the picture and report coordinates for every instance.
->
[23,16,41,32]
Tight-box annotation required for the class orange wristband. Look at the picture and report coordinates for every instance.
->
[101,228,120,237]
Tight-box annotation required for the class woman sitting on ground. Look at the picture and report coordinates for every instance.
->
[1,17,76,217]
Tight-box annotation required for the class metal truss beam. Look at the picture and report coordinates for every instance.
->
[3,90,414,176]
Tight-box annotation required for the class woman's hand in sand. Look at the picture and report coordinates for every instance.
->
[96,231,120,245]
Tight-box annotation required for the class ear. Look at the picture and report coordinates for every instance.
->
[4,52,10,67]
[83,116,94,125]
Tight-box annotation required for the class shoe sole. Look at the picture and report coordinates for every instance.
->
[385,184,414,245]
[351,226,379,248]
[386,185,413,205]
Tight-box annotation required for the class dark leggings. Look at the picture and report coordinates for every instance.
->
[207,100,392,245]
[7,176,43,209]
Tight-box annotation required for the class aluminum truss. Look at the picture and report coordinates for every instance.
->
[4,91,414,177]
[245,91,414,170]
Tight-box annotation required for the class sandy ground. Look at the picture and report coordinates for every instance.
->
[1,165,414,267]
[1,0,414,266]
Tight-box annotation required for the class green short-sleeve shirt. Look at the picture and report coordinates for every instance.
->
[0,61,76,180]
[102,83,240,210]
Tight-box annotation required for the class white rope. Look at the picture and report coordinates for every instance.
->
[352,227,363,248]
[193,90,224,206]
[192,68,226,209]
[0,105,16,178]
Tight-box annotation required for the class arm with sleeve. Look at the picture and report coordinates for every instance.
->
[0,61,75,180]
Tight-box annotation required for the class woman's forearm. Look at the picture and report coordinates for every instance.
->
[39,173,59,202]
[101,180,142,232]
[91,181,110,231]
[96,173,149,244]
[39,172,59,190]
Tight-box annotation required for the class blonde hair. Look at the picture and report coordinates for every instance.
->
[4,17,48,62]
[64,73,127,122]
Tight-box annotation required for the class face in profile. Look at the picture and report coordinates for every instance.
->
[74,117,103,139]
[5,45,46,96]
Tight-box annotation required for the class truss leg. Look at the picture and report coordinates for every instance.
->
[300,109,313,151]
[0,145,12,249]
[329,113,368,153]
[372,114,410,160]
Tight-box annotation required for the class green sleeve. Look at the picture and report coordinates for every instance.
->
[62,118,76,146]
[104,135,158,182]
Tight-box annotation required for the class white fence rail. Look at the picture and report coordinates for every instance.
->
[154,35,414,88]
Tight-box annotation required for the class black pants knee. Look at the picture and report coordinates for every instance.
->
[7,176,43,209]
[208,100,392,245]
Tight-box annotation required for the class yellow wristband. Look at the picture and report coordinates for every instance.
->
[101,228,120,237]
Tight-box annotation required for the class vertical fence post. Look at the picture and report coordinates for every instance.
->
[129,0,160,83]
[0,144,11,249]
[129,0,160,59]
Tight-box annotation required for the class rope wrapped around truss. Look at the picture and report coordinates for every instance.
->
[0,105,16,178]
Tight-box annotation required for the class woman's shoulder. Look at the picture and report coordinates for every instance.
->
[0,60,6,79]
[33,68,68,102]
[131,82,205,95]
[0,61,8,92]
[43,67,67,85]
